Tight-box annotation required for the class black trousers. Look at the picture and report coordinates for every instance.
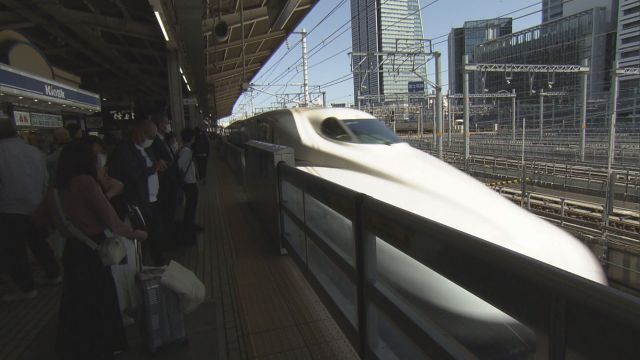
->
[142,201,165,265]
[0,213,60,292]
[56,235,126,359]
[158,175,178,224]
[195,155,208,180]
[183,183,199,229]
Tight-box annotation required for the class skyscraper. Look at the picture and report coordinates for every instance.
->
[351,0,427,106]
[447,18,512,94]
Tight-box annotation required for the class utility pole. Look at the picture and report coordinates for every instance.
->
[435,52,443,159]
[300,28,309,107]
[579,59,589,161]
[463,55,470,171]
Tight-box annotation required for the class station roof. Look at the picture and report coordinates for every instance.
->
[0,0,169,103]
[205,0,318,118]
[0,0,318,120]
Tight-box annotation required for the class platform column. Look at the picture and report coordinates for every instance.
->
[167,51,185,132]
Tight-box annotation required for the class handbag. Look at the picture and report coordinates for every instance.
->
[53,188,127,266]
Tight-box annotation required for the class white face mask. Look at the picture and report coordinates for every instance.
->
[142,138,154,148]
[96,153,107,169]
[164,124,172,133]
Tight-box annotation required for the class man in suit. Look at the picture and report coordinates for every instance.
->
[109,118,167,265]
[151,115,179,227]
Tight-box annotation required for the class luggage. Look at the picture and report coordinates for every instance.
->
[138,268,188,353]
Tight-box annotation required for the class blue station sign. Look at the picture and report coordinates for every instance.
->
[0,63,100,112]
[408,81,425,93]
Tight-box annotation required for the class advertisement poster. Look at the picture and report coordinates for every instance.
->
[13,111,30,126]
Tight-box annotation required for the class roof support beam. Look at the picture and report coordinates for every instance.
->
[207,63,261,81]
[210,50,270,69]
[206,31,285,53]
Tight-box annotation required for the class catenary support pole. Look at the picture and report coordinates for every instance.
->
[435,52,443,159]
[511,89,516,141]
[580,59,589,161]
[463,55,470,170]
[602,61,620,264]
[301,29,309,106]
[447,93,452,146]
[521,117,526,208]
[539,89,544,140]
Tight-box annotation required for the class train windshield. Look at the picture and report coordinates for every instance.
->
[340,119,401,145]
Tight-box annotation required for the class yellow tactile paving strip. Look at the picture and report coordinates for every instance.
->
[213,154,360,360]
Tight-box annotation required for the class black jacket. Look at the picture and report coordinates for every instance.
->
[192,133,210,156]
[151,135,179,184]
[108,140,158,217]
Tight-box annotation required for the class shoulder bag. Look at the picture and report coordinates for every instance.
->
[53,188,127,266]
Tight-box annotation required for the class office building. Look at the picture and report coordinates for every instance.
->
[447,18,512,94]
[351,0,427,106]
[616,0,640,122]
[542,0,618,23]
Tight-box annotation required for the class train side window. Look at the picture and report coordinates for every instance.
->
[321,117,350,141]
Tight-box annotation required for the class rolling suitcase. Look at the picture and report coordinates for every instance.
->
[135,241,189,353]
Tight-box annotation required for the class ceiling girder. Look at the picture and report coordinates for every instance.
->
[206,30,285,53]
[1,0,162,95]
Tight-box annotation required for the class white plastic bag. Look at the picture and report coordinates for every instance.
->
[46,230,66,259]
[111,238,139,312]
[160,260,205,314]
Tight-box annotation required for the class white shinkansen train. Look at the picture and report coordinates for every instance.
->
[227,107,607,358]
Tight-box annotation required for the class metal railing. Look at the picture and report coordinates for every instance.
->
[276,163,640,359]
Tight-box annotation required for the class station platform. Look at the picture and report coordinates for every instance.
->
[1,153,358,360]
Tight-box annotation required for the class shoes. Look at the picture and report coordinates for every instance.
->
[2,289,37,302]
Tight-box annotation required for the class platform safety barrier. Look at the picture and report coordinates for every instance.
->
[276,163,640,360]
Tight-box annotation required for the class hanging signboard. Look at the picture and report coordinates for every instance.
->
[108,110,135,121]
[0,63,100,112]
[13,110,30,126]
[30,113,63,128]
[408,81,425,93]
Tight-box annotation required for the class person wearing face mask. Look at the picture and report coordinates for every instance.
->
[88,136,124,200]
[151,115,180,229]
[108,118,167,265]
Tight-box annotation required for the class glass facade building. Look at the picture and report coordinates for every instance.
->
[447,18,512,94]
[542,0,564,22]
[351,0,427,106]
[473,9,615,100]
[616,0,640,122]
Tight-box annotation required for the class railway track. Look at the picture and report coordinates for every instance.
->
[492,186,640,241]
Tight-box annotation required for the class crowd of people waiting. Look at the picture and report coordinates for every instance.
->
[0,114,211,359]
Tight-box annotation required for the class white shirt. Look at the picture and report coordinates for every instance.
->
[177,146,197,184]
[135,144,159,203]
[0,137,48,214]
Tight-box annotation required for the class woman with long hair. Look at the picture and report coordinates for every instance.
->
[41,138,147,359]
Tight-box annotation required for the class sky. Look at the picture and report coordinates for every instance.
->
[227,0,543,122]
